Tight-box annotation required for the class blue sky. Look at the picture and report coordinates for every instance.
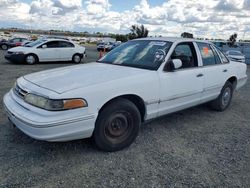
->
[0,0,250,39]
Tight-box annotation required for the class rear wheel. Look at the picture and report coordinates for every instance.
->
[94,98,141,152]
[209,81,233,111]
[1,44,8,50]
[72,54,82,64]
[25,54,38,65]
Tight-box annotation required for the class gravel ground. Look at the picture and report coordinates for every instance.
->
[0,47,249,188]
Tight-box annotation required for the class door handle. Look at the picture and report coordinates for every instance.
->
[196,73,204,77]
[223,69,228,72]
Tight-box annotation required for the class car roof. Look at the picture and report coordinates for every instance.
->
[134,37,213,44]
[43,38,72,42]
[227,50,241,53]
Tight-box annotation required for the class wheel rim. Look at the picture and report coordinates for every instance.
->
[222,87,231,107]
[104,112,133,144]
[2,45,7,50]
[26,55,35,64]
[74,55,81,63]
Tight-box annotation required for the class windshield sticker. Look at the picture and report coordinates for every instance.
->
[149,41,166,46]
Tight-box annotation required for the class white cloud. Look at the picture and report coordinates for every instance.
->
[85,0,110,15]
[0,0,250,39]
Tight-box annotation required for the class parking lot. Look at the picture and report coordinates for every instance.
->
[0,46,249,187]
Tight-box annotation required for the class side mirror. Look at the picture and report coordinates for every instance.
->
[164,59,182,72]
[42,44,47,49]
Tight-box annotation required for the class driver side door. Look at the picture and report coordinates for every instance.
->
[157,42,204,116]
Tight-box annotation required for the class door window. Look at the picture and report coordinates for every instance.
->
[45,41,60,48]
[214,46,229,63]
[210,45,221,64]
[170,42,198,69]
[58,41,74,48]
[197,42,217,66]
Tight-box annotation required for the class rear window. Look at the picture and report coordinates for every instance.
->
[215,47,229,63]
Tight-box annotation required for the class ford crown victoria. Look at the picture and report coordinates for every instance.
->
[3,38,247,151]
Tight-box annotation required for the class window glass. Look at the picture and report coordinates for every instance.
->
[11,39,19,43]
[46,41,59,48]
[58,41,74,48]
[170,42,198,69]
[27,40,46,47]
[197,43,216,66]
[214,46,229,63]
[98,40,172,70]
[210,45,221,64]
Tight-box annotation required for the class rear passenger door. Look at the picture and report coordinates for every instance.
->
[196,42,230,102]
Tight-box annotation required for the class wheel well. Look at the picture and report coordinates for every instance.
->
[73,53,83,59]
[99,95,146,122]
[227,76,237,90]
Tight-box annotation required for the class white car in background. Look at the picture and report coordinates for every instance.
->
[226,50,245,63]
[5,38,86,64]
[3,38,247,151]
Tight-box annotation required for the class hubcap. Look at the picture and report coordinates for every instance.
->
[222,87,231,107]
[2,45,7,50]
[74,55,81,63]
[26,56,35,64]
[104,112,132,144]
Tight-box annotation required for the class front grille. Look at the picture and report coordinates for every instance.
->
[14,84,28,99]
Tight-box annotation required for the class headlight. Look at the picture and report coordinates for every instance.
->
[24,93,87,111]
[13,52,24,55]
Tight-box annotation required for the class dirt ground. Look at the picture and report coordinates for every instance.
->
[0,47,249,188]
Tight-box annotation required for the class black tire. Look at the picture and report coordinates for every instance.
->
[94,98,141,152]
[209,81,234,111]
[1,44,8,50]
[25,54,38,65]
[72,54,82,64]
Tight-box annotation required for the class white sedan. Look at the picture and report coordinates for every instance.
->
[5,38,86,64]
[3,38,247,151]
[225,50,245,63]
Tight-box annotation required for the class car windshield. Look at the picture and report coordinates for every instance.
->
[97,40,172,70]
[25,40,46,47]
[229,51,242,56]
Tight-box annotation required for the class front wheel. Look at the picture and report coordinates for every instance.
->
[209,81,234,111]
[94,98,141,152]
[25,54,38,65]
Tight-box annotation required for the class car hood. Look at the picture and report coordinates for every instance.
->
[23,62,151,94]
[8,46,29,52]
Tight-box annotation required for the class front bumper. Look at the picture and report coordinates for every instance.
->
[5,53,25,63]
[3,91,96,141]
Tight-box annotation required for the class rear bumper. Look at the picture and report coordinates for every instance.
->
[5,54,25,63]
[3,91,96,141]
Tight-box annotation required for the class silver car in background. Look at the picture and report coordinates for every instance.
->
[226,50,245,63]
